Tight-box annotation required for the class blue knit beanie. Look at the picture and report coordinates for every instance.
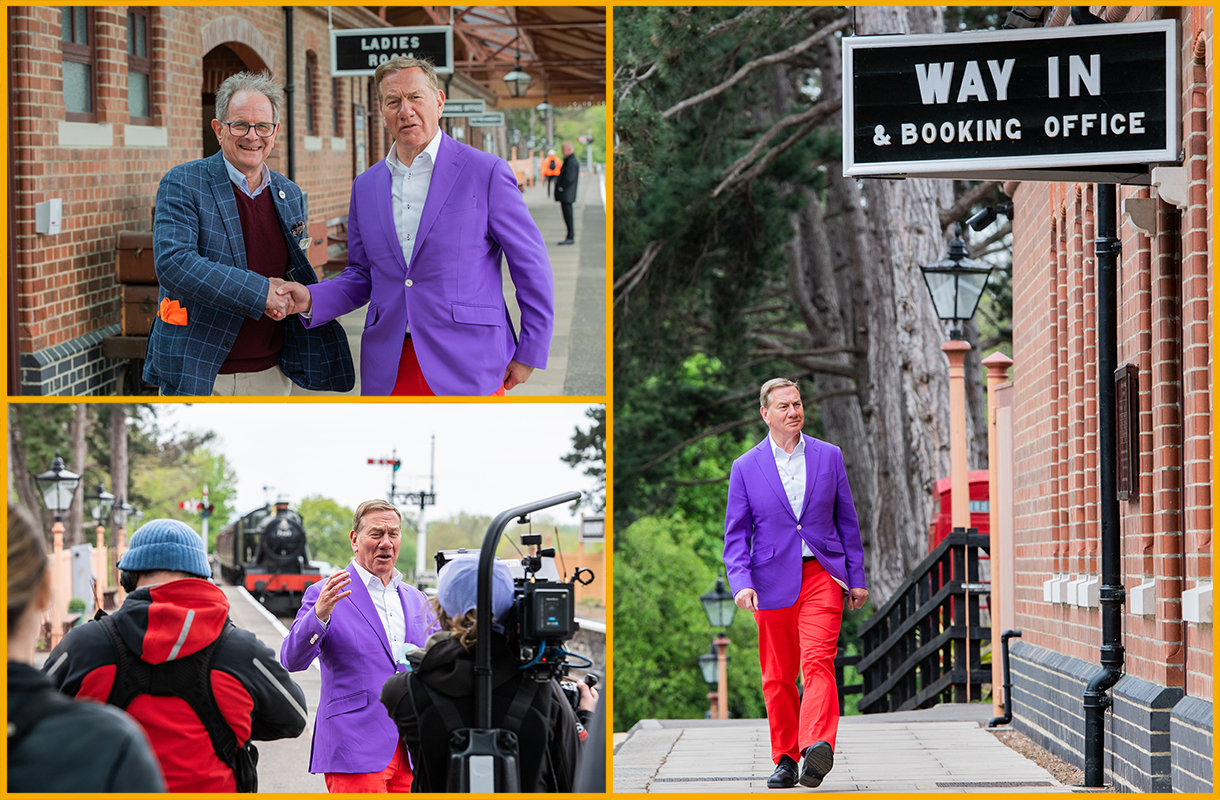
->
[118,518,212,578]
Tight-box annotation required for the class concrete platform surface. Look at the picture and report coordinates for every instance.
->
[614,706,1073,793]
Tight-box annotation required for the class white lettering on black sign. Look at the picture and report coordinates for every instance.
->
[843,21,1176,176]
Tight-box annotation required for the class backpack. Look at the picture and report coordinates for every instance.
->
[98,614,260,792]
[405,669,555,792]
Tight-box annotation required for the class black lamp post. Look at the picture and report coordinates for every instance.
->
[700,577,737,631]
[33,450,81,523]
[920,223,992,531]
[697,642,731,719]
[919,223,993,340]
[699,577,736,719]
[502,42,532,98]
[86,481,115,525]
[33,451,80,647]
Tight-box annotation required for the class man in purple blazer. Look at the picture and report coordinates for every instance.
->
[723,378,869,790]
[279,56,553,396]
[280,499,436,792]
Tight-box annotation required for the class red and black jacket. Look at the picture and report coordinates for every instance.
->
[43,579,308,792]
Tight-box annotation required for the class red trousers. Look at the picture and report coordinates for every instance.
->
[323,741,412,793]
[753,558,844,764]
[391,337,506,397]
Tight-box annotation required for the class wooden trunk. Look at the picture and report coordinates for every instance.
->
[121,284,160,336]
[115,231,157,283]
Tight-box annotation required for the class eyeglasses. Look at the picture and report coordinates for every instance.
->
[220,121,278,137]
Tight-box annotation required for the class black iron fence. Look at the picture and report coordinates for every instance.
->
[857,529,991,714]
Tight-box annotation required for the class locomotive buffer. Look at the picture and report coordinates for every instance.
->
[368,435,436,585]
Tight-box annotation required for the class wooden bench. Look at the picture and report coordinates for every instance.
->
[325,214,349,273]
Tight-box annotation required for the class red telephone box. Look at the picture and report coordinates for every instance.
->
[928,470,991,552]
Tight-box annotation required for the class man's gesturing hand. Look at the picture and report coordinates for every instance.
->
[734,587,759,612]
[846,587,869,611]
[313,570,353,623]
[276,281,313,316]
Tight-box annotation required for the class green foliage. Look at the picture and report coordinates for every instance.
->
[503,105,606,164]
[612,513,765,732]
[560,406,606,512]
[131,445,237,552]
[298,495,356,568]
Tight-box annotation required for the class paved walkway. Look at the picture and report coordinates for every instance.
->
[293,170,606,397]
[614,705,1072,793]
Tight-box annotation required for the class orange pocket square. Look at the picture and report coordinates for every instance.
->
[158,298,188,326]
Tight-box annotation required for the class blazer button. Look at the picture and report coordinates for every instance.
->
[309,634,318,645]
[222,340,231,348]
[405,279,413,287]
[797,524,802,530]
[278,190,286,199]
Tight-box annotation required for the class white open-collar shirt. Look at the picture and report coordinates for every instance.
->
[769,434,813,558]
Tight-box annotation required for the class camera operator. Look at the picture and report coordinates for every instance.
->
[380,555,598,792]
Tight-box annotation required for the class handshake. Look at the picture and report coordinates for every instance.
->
[264,278,313,321]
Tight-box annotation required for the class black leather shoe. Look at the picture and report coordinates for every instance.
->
[798,741,834,788]
[557,238,575,245]
[767,755,799,789]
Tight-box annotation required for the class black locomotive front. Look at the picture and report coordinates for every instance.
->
[216,502,322,616]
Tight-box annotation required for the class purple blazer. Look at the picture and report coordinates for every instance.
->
[723,435,867,610]
[280,563,435,774]
[305,133,554,395]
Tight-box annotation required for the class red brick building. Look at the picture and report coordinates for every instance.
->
[1000,7,1211,792]
[6,6,536,394]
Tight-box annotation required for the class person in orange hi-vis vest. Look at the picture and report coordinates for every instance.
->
[541,149,562,198]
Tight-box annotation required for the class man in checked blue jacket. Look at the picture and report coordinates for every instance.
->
[144,71,354,396]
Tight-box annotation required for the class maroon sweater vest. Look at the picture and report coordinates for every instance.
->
[219,184,288,375]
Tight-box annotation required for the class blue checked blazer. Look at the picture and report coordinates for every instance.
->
[143,151,355,395]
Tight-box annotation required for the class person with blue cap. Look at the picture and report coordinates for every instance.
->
[380,554,599,792]
[43,518,308,792]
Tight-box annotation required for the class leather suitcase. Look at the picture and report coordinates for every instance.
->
[121,284,159,336]
[116,231,157,283]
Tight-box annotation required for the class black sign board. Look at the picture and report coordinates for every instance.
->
[1115,364,1139,501]
[843,20,1177,182]
[331,27,453,77]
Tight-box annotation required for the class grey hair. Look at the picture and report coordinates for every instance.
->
[374,56,442,102]
[215,71,284,124]
[760,378,800,410]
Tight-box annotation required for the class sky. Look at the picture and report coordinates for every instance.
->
[155,403,602,525]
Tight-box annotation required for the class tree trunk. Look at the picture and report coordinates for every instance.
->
[840,5,971,601]
[8,406,45,537]
[67,403,88,547]
[110,404,129,541]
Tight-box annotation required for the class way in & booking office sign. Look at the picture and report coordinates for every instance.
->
[842,20,1178,181]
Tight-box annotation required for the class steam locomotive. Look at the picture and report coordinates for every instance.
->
[216,500,322,616]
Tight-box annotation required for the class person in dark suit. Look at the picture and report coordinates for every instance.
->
[554,142,579,245]
[723,378,869,789]
[145,71,353,396]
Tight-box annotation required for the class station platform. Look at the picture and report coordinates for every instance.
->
[614,704,1074,793]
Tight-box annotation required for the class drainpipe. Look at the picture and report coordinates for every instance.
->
[1083,182,1124,787]
[988,630,1023,727]
[284,7,296,181]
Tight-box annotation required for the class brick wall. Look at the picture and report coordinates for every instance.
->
[11,5,509,395]
[1007,7,1211,778]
